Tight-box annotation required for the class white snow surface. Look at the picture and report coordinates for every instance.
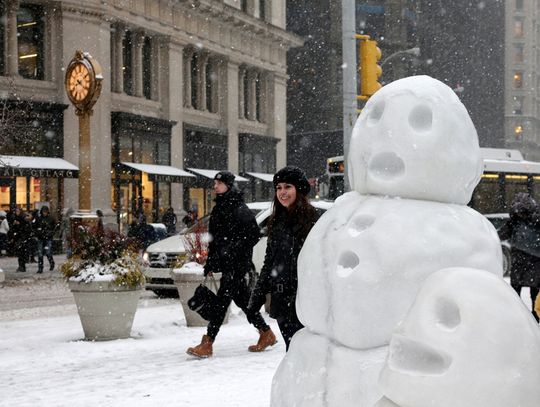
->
[297,192,503,349]
[348,75,482,205]
[378,268,540,407]
[272,76,506,407]
[0,288,283,407]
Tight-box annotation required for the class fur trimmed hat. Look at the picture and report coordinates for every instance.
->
[273,166,310,194]
[214,171,236,188]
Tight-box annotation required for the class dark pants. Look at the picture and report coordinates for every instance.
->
[277,315,304,351]
[512,283,540,322]
[207,271,269,340]
[37,239,54,272]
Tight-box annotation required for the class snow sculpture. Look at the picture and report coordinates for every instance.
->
[375,268,540,407]
[271,76,504,407]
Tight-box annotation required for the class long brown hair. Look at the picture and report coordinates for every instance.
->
[267,190,318,241]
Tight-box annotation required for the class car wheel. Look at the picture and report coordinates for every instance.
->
[150,288,179,299]
[502,246,511,278]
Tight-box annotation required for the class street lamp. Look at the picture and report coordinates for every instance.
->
[381,47,420,68]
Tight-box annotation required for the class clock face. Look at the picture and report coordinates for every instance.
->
[68,63,91,102]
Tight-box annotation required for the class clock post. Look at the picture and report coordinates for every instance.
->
[64,50,103,242]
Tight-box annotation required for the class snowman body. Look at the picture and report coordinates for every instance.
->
[270,76,504,407]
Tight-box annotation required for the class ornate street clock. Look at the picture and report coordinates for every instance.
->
[64,50,103,213]
[65,50,102,114]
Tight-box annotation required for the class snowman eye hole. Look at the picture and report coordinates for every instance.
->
[408,104,433,132]
[434,297,461,331]
[367,101,385,127]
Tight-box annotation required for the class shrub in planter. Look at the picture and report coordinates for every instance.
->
[61,227,146,340]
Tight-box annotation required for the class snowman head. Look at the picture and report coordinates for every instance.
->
[349,76,482,204]
[377,268,540,407]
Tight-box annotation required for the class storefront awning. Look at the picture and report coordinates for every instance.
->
[0,155,79,178]
[121,162,196,183]
[246,172,274,182]
[187,168,249,182]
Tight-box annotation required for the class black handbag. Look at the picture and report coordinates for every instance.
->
[187,276,222,321]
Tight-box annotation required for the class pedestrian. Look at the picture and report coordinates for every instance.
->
[186,171,276,358]
[28,211,38,263]
[61,207,75,258]
[0,210,9,256]
[34,206,57,273]
[128,213,157,250]
[162,207,177,236]
[10,208,31,273]
[248,166,320,350]
[96,209,104,234]
[182,209,197,229]
[498,192,540,322]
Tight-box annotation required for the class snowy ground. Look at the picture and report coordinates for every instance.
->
[0,274,534,407]
[0,279,284,407]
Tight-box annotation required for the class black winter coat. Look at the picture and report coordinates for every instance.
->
[204,189,260,277]
[34,215,56,241]
[249,208,319,319]
[499,214,540,287]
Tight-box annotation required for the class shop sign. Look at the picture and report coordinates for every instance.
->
[149,174,186,183]
[0,167,79,178]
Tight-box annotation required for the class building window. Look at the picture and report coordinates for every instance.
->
[205,59,218,113]
[255,74,262,121]
[123,31,133,96]
[516,0,524,10]
[514,72,523,88]
[260,0,266,21]
[241,0,248,12]
[0,1,5,75]
[515,124,523,139]
[513,96,524,115]
[142,37,152,100]
[515,19,524,37]
[191,53,199,109]
[17,4,44,80]
[515,44,524,64]
[243,71,250,118]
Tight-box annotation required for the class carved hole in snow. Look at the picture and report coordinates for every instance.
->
[368,152,405,180]
[434,297,461,331]
[367,100,385,127]
[348,214,375,237]
[336,251,359,277]
[408,104,433,132]
[388,334,452,375]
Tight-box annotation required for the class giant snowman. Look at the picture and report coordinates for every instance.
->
[270,76,504,406]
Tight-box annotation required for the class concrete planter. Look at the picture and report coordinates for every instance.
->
[68,280,142,341]
[171,264,229,327]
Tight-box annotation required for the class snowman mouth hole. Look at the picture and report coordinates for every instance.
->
[368,152,405,180]
[387,334,452,376]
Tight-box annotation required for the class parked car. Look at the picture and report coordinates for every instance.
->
[142,200,333,297]
[484,213,511,277]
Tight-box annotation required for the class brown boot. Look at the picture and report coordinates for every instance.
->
[187,335,214,358]
[248,328,277,352]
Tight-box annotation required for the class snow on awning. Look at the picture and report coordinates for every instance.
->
[0,155,79,178]
[121,162,196,183]
[187,168,249,182]
[246,172,274,182]
[483,159,540,175]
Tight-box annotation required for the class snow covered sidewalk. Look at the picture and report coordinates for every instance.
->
[0,297,283,407]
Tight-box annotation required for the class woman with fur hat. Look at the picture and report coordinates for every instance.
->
[248,166,320,350]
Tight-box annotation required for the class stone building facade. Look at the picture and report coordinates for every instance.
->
[0,0,300,230]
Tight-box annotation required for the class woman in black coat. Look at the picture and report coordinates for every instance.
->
[248,166,319,350]
[186,171,275,358]
[498,192,540,322]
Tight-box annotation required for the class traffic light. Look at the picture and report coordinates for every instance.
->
[357,36,382,98]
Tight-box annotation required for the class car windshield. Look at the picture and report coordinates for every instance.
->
[184,215,211,234]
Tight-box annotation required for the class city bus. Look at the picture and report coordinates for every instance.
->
[319,149,540,214]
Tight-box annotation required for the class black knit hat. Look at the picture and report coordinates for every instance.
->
[214,171,235,188]
[273,166,310,194]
